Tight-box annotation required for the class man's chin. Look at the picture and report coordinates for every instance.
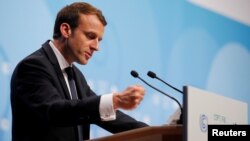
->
[77,60,88,65]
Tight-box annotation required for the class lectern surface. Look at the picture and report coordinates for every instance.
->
[88,125,182,141]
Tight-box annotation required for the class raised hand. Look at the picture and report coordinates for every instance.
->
[113,85,145,110]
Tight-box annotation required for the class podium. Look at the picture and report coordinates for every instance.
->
[88,125,182,141]
[183,86,248,141]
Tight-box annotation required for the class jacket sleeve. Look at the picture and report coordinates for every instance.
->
[11,56,101,127]
[93,110,149,133]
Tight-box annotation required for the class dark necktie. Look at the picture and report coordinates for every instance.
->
[65,67,78,100]
[65,67,83,141]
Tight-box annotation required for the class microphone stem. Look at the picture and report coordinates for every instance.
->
[156,77,183,94]
[138,77,183,115]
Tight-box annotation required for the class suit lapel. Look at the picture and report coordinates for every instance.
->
[42,40,71,99]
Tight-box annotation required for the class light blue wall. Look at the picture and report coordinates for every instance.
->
[0,0,249,140]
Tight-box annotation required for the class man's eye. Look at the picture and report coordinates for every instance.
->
[86,33,96,40]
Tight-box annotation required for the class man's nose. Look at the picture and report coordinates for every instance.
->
[91,39,99,51]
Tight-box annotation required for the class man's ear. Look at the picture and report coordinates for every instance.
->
[60,23,72,38]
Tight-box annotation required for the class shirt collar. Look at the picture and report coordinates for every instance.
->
[49,40,71,71]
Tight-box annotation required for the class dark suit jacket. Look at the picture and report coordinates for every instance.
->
[10,40,148,141]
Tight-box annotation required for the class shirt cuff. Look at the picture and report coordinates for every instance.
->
[99,93,116,121]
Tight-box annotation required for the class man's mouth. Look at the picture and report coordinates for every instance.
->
[85,52,92,59]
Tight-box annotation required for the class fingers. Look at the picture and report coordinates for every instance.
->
[113,85,146,110]
[125,85,145,104]
[130,85,145,93]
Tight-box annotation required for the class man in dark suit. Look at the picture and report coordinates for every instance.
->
[10,2,148,141]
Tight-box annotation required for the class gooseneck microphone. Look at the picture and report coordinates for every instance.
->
[147,71,183,94]
[130,70,183,124]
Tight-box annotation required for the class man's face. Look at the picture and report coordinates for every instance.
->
[66,14,105,65]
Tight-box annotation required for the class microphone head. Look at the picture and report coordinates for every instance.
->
[130,70,139,78]
[147,71,157,78]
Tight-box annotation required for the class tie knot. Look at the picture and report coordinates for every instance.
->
[65,67,74,80]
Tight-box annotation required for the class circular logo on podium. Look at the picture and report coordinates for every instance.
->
[200,114,208,132]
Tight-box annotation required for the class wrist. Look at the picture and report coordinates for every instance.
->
[113,92,120,110]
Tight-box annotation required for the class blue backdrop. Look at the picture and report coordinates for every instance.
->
[0,0,249,140]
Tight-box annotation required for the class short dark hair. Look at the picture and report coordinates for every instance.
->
[53,2,107,39]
